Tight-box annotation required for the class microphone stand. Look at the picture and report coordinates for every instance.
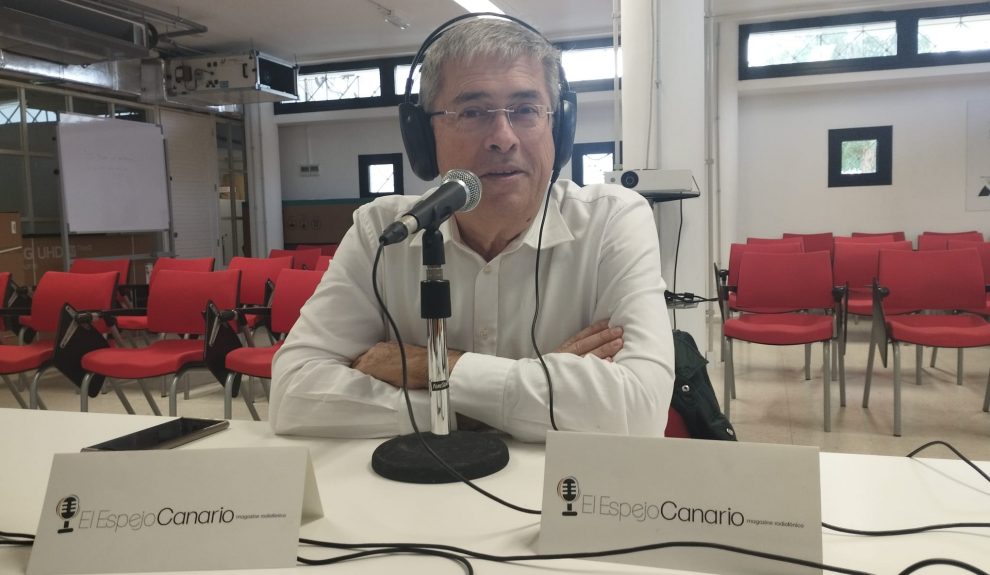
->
[371,227,509,484]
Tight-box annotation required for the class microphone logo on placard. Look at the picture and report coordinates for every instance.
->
[56,495,80,534]
[556,476,580,517]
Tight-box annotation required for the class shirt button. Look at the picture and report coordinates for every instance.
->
[483,265,492,274]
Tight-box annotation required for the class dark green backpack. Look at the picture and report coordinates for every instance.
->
[672,330,737,441]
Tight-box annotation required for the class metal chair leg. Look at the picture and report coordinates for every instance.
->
[804,343,811,380]
[724,338,735,421]
[80,373,93,412]
[823,340,831,432]
[110,379,136,414]
[864,334,876,408]
[224,372,236,420]
[930,347,938,367]
[915,345,923,386]
[167,375,181,417]
[835,339,846,407]
[956,348,963,386]
[893,342,902,437]
[136,378,161,416]
[2,374,28,409]
[983,367,990,412]
[27,369,49,410]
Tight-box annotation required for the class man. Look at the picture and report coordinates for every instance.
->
[270,17,674,442]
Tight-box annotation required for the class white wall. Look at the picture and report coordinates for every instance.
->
[736,75,990,242]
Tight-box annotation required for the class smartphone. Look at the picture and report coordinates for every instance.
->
[82,418,229,452]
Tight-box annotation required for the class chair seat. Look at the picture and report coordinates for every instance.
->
[82,339,204,379]
[115,315,149,331]
[886,314,990,348]
[727,293,794,314]
[225,342,282,379]
[0,341,54,373]
[724,313,833,345]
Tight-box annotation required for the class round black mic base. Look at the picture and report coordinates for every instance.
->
[371,431,509,484]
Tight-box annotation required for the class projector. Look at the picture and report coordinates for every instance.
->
[604,169,695,193]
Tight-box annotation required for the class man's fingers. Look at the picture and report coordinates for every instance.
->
[586,336,624,359]
[569,326,623,356]
[558,319,610,351]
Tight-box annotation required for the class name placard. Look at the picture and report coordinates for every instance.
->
[28,447,323,575]
[540,432,822,575]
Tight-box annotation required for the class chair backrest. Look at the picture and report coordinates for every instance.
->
[270,269,324,334]
[746,237,805,248]
[314,255,333,271]
[146,270,240,335]
[782,232,833,256]
[878,249,986,312]
[851,231,906,241]
[734,251,834,311]
[69,258,130,285]
[30,271,119,333]
[833,241,913,289]
[726,242,803,286]
[149,257,215,284]
[918,233,982,251]
[296,244,339,257]
[946,240,990,283]
[269,248,321,270]
[228,256,293,305]
[834,235,898,244]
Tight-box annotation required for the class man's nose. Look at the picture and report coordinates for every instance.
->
[484,110,520,152]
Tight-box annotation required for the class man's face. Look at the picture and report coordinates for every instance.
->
[431,54,556,232]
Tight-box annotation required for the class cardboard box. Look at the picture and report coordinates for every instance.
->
[23,234,158,284]
[282,201,369,245]
[0,212,26,285]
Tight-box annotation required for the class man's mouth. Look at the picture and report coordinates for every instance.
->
[483,169,523,179]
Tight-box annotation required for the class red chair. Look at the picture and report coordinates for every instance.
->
[664,408,691,438]
[315,255,332,271]
[722,251,841,431]
[228,256,293,342]
[917,232,983,251]
[69,258,131,307]
[834,235,898,245]
[852,231,906,242]
[0,271,118,410]
[928,241,990,375]
[746,237,805,248]
[208,269,323,419]
[116,257,216,334]
[864,249,990,436]
[783,232,834,257]
[78,269,240,416]
[833,241,914,317]
[269,248,321,271]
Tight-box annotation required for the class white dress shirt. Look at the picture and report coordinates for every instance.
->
[270,179,674,442]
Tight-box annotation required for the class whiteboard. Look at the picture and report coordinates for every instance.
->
[57,113,170,233]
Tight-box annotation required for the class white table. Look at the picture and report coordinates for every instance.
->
[1,408,987,575]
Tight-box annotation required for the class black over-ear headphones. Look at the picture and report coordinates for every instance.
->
[398,12,577,182]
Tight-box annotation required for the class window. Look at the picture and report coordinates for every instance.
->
[740,3,990,80]
[828,126,892,187]
[359,153,404,198]
[276,39,617,115]
[571,142,615,186]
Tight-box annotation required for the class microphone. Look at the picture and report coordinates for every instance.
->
[379,169,482,245]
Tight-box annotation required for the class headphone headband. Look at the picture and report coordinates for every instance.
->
[399,13,577,181]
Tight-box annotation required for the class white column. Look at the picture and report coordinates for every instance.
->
[620,0,709,349]
[244,102,285,256]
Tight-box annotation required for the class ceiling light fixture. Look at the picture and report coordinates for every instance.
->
[451,0,505,15]
[367,0,410,30]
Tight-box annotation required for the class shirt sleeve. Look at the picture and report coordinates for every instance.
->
[269,205,433,438]
[448,197,675,442]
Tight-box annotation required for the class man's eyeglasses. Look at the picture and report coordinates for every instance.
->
[428,104,552,133]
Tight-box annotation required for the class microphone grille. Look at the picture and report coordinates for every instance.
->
[442,169,482,213]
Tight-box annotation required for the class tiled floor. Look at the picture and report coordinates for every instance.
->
[3,321,988,461]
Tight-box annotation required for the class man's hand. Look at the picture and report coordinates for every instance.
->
[352,341,463,389]
[555,319,624,361]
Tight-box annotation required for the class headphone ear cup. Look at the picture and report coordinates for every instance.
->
[399,102,439,181]
[552,90,577,174]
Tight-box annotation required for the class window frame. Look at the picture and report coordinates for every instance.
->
[827,125,892,188]
[571,141,616,186]
[739,2,990,80]
[358,153,404,198]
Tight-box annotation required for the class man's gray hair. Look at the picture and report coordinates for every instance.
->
[418,18,561,112]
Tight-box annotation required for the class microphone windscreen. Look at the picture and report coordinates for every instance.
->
[442,169,482,212]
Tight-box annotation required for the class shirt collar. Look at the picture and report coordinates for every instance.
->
[409,180,576,253]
